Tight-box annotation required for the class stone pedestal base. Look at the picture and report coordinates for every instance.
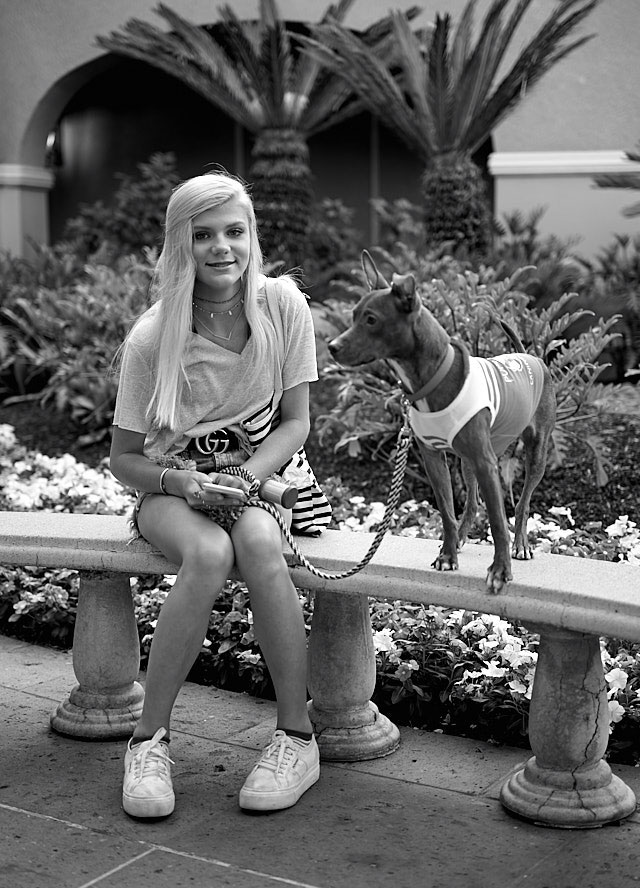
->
[501,757,636,828]
[308,589,400,763]
[50,570,143,741]
[499,624,636,828]
[309,700,400,761]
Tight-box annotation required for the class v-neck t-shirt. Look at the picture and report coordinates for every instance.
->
[113,275,318,460]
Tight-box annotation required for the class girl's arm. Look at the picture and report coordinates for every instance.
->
[109,427,234,502]
[241,382,310,482]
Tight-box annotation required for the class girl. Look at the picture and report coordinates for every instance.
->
[110,172,329,818]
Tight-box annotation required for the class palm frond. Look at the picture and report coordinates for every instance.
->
[388,12,436,150]
[425,14,452,150]
[96,6,263,130]
[292,0,357,99]
[460,0,599,152]
[298,22,429,158]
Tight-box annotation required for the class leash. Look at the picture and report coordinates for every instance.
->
[235,398,413,581]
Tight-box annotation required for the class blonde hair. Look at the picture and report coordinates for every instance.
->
[128,172,267,430]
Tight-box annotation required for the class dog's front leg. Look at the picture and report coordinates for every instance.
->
[418,443,460,572]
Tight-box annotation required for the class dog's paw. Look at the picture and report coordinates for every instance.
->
[432,552,459,572]
[513,539,534,560]
[485,563,512,594]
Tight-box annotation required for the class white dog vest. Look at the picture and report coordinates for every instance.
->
[408,354,546,456]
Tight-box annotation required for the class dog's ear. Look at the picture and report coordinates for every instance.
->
[391,273,419,313]
[361,250,389,291]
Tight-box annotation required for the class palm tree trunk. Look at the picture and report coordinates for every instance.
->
[249,128,314,271]
[420,152,492,255]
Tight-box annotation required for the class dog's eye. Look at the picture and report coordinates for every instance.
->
[364,314,377,326]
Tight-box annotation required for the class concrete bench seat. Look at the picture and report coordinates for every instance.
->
[1,509,638,829]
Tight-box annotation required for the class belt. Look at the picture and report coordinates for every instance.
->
[190,428,239,455]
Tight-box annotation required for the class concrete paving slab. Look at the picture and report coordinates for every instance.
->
[0,636,74,691]
[5,635,640,888]
[75,847,322,888]
[171,682,277,743]
[335,728,530,796]
[0,806,151,888]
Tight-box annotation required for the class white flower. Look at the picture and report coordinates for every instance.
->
[605,667,628,696]
[608,700,625,725]
[372,628,398,655]
[606,516,637,538]
[549,506,575,526]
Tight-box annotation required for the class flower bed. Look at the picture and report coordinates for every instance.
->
[1,422,640,763]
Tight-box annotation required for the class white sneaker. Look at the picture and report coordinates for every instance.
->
[239,730,320,812]
[122,727,175,818]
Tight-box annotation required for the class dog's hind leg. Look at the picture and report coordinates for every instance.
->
[457,458,479,547]
[513,422,554,560]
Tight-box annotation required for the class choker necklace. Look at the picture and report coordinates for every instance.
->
[193,284,241,309]
[193,296,244,318]
[195,303,246,342]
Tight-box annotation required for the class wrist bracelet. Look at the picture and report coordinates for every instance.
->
[159,467,170,495]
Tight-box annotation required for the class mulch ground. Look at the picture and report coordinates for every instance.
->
[2,381,639,528]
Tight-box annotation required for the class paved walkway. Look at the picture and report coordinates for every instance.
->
[2,634,640,888]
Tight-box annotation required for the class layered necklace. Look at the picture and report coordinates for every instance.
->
[192,291,245,342]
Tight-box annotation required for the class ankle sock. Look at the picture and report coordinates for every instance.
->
[281,728,313,742]
[131,735,170,746]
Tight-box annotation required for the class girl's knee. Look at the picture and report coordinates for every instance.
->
[180,534,235,584]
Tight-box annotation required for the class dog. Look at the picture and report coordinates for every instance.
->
[328,251,556,593]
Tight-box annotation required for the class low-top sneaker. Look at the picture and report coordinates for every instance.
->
[239,730,320,812]
[122,727,175,818]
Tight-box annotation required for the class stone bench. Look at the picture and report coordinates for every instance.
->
[1,509,638,829]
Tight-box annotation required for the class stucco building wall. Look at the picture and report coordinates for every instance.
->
[1,0,638,258]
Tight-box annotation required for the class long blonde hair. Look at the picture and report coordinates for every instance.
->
[127,172,267,430]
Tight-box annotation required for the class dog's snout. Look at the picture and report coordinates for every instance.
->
[327,338,339,357]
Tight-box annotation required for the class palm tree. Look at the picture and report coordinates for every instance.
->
[96,1,419,270]
[298,0,599,255]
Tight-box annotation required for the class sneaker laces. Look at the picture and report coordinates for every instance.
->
[130,728,174,783]
[257,730,301,778]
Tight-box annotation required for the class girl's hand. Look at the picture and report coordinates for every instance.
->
[197,471,250,508]
[163,469,236,509]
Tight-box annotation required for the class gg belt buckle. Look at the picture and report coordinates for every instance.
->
[195,429,232,455]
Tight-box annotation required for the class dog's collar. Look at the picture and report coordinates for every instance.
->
[400,343,456,404]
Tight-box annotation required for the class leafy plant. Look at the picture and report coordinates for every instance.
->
[62,152,181,260]
[1,251,154,441]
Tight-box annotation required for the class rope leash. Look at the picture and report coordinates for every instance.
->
[231,399,413,581]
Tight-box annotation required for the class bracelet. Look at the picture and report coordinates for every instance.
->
[159,467,171,495]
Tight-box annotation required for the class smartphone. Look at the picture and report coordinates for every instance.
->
[201,482,248,502]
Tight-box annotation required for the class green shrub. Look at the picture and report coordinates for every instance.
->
[62,152,181,260]
[2,252,154,441]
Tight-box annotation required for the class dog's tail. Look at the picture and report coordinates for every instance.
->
[498,319,526,353]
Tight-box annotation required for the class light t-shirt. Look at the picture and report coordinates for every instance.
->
[113,275,318,459]
[408,353,546,456]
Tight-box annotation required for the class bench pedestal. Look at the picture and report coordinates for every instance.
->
[307,589,400,761]
[500,625,636,827]
[50,571,143,739]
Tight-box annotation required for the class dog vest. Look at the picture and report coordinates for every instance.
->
[408,354,546,456]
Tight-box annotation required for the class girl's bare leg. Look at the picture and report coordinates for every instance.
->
[232,507,313,735]
[134,495,235,739]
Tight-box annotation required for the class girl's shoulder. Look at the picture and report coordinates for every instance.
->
[259,273,307,309]
[125,304,161,355]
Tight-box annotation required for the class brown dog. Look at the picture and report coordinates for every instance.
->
[328,251,556,593]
